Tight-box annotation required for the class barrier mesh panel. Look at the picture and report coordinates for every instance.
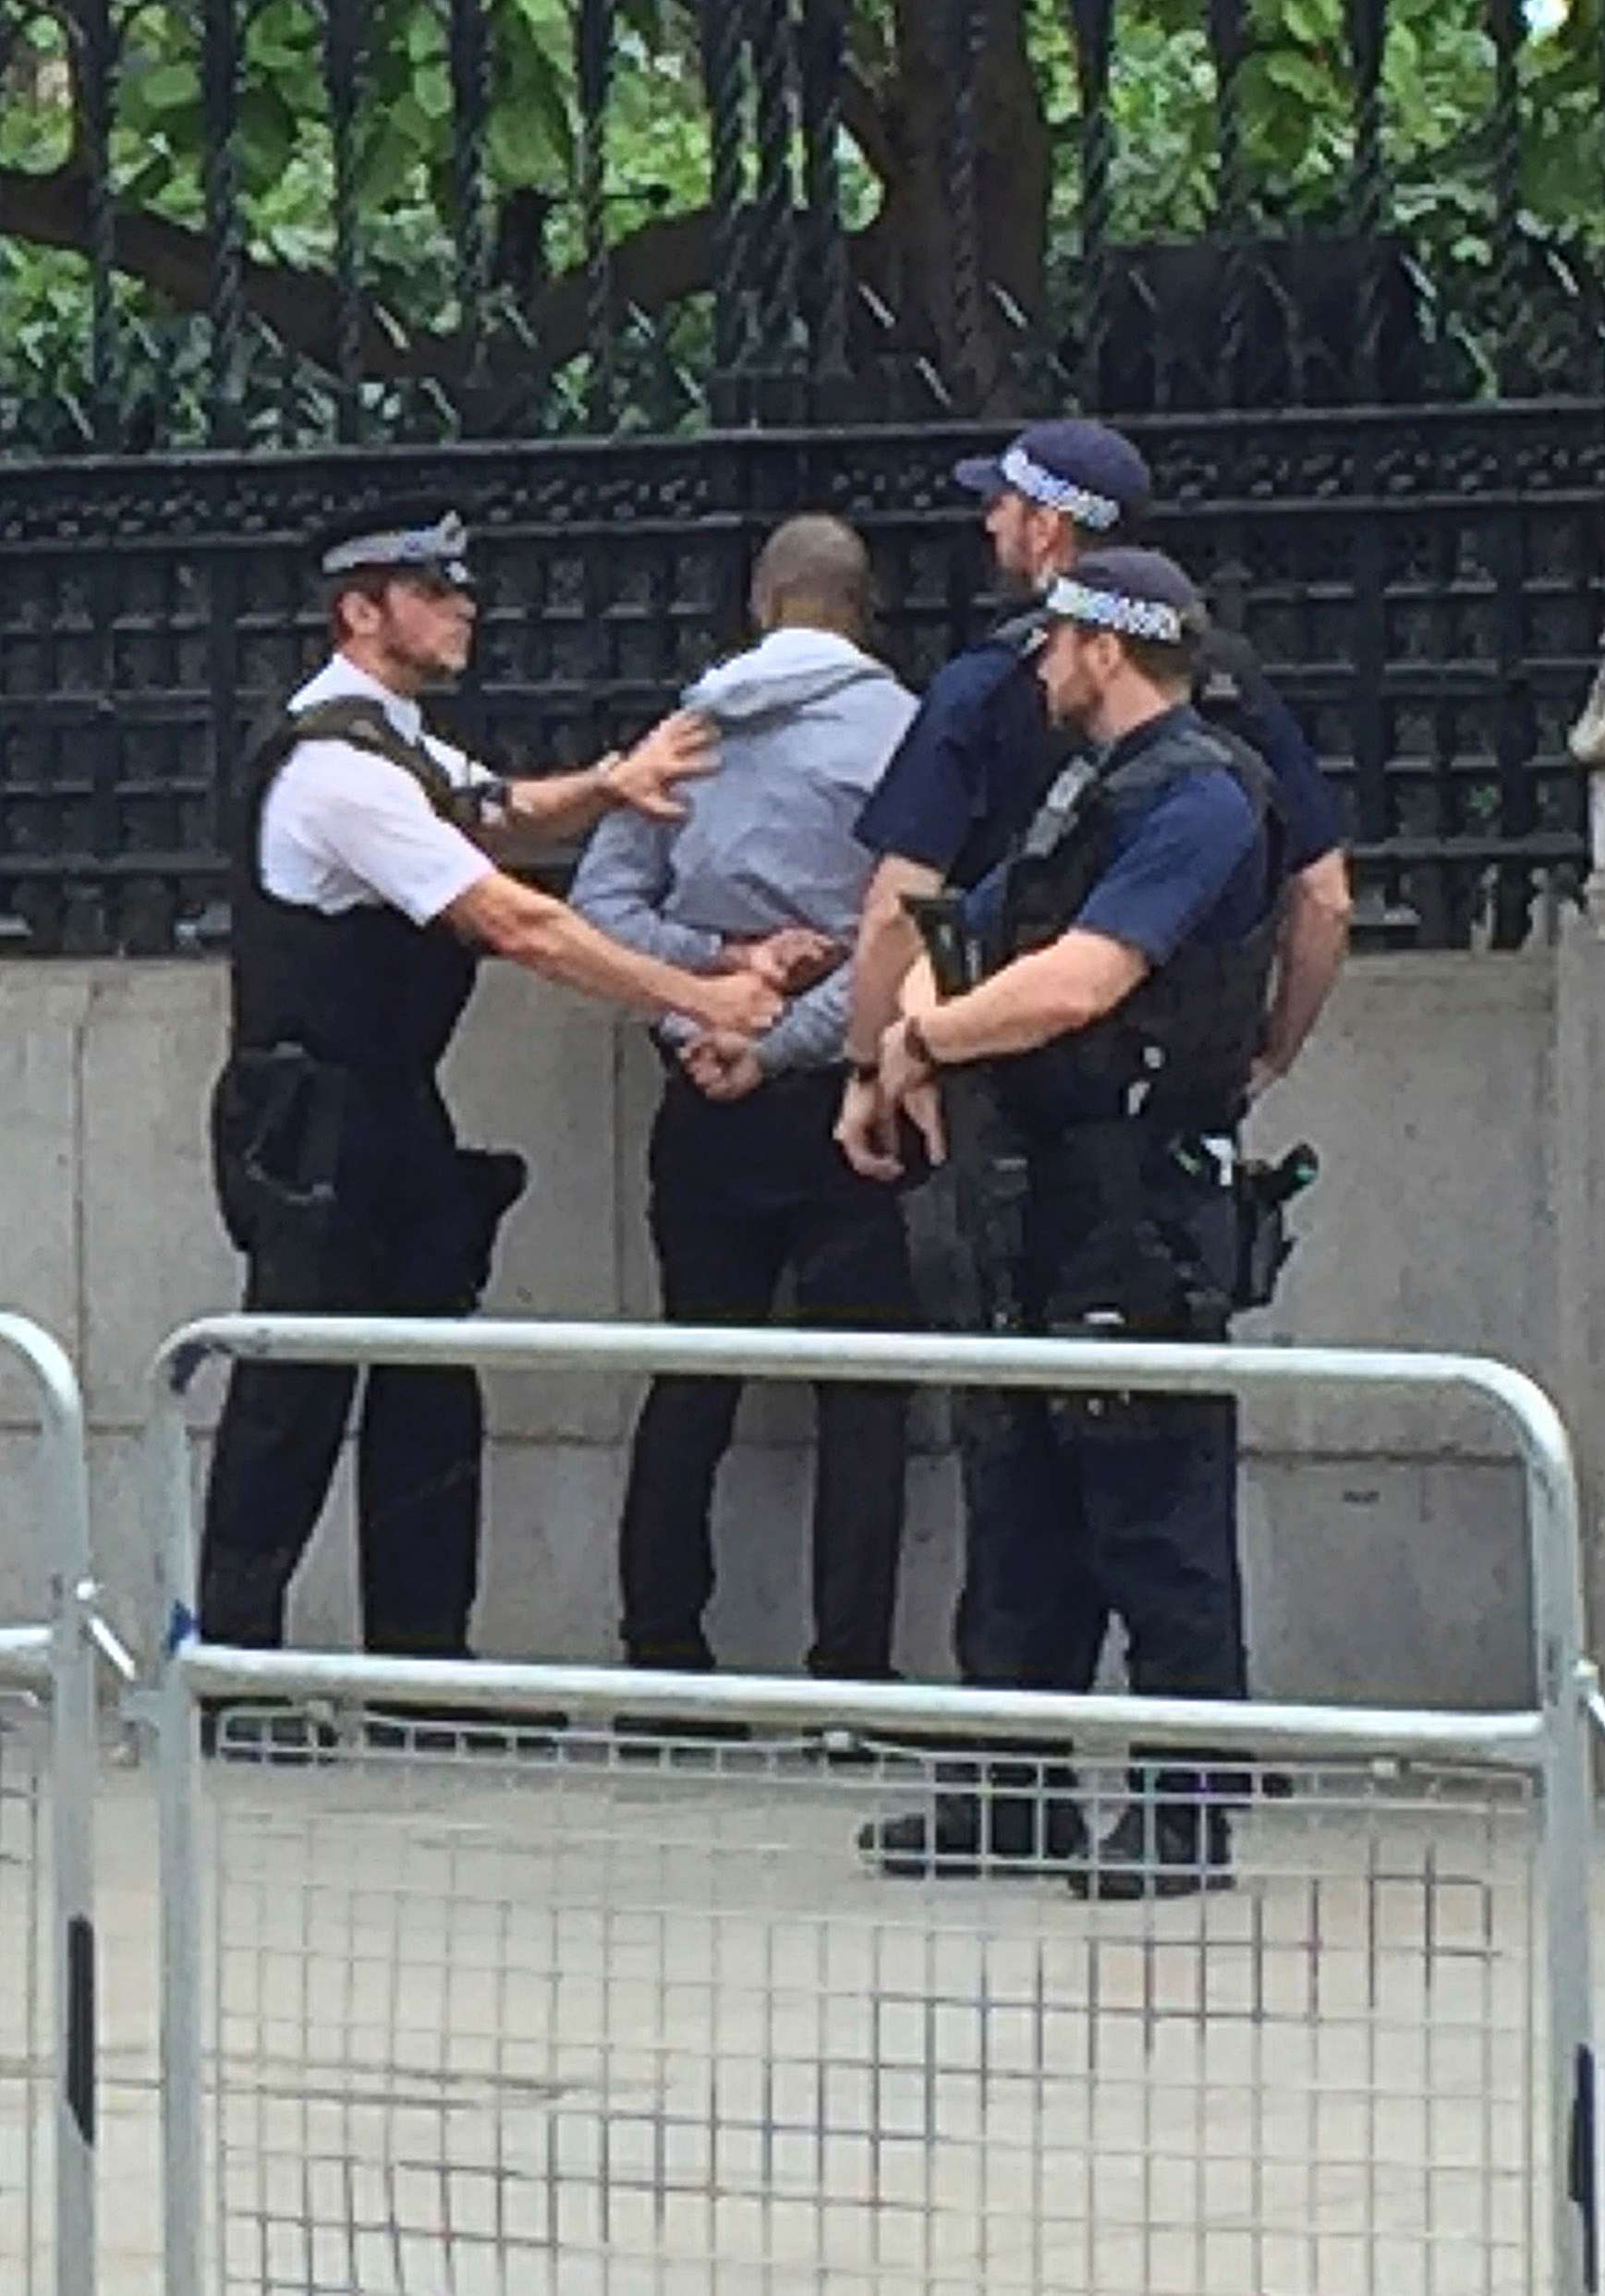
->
[204,1714,1542,2296]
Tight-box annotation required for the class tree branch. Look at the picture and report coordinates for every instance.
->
[0,164,722,385]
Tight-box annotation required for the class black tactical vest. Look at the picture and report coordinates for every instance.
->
[991,706,1284,1136]
[228,698,483,1079]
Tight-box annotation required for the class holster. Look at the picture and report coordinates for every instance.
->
[210,1047,528,1310]
[1233,1173,1295,1311]
[210,1044,347,1256]
[444,1148,529,1311]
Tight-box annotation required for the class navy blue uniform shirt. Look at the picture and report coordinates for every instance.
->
[1194,628,1340,875]
[855,635,1054,892]
[857,621,1339,891]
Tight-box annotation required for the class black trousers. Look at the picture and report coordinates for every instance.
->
[619,1071,914,1680]
[200,1073,491,1658]
[956,1391,1246,1702]
[954,1151,1247,1710]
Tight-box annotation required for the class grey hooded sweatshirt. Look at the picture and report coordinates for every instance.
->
[571,627,918,1073]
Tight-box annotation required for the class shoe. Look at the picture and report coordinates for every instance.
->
[858,1784,1088,1878]
[199,1700,336,1766]
[1069,1796,1234,1901]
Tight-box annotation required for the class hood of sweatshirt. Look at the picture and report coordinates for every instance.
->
[685,626,900,728]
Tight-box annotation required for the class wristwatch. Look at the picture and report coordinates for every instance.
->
[849,1059,881,1086]
[902,1014,939,1075]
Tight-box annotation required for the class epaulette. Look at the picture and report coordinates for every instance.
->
[990,608,1051,659]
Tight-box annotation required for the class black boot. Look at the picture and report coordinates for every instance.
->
[1069,1792,1234,1901]
[858,1759,1088,1879]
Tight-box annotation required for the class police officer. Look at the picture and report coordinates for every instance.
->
[836,418,1349,1180]
[862,551,1288,1898]
[201,505,783,1670]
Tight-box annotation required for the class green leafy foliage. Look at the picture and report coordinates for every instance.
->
[0,0,1599,445]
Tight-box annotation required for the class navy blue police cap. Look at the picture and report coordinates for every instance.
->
[1041,547,1207,647]
[318,504,474,593]
[954,419,1151,534]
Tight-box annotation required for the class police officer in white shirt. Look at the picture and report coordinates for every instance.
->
[201,505,784,1673]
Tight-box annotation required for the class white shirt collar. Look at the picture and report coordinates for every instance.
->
[298,652,426,746]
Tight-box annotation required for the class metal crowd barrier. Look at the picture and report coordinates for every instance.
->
[145,1315,1601,2296]
[0,1316,98,2296]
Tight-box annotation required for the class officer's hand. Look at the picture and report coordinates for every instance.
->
[605,710,717,821]
[879,1018,948,1168]
[900,1081,947,1168]
[834,1073,904,1184]
[879,1018,927,1124]
[686,968,781,1038]
[1246,1053,1283,1103]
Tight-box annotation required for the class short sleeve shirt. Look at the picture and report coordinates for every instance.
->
[259,656,495,925]
[1076,770,1267,960]
[1193,628,1342,874]
[855,636,1057,891]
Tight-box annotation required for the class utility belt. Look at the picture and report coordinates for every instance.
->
[902,890,1315,1342]
[926,1087,1316,1342]
[1031,1122,1318,1342]
[211,1042,527,1308]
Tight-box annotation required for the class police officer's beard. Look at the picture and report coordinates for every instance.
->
[377,628,462,694]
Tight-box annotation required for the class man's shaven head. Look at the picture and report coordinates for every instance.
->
[750,516,874,642]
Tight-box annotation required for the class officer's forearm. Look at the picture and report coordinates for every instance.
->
[503,766,615,842]
[845,856,942,1063]
[919,930,1149,1063]
[1259,852,1352,1079]
[445,873,754,1027]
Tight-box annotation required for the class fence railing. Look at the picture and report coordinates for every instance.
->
[0,407,1597,958]
[145,1314,1603,2294]
[0,1315,100,2296]
[0,0,1600,456]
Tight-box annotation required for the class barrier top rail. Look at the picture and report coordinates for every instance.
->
[0,1311,91,1589]
[153,1315,1570,1446]
[150,1314,1587,1733]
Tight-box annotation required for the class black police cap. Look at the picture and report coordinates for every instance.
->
[954,419,1151,532]
[1041,547,1207,646]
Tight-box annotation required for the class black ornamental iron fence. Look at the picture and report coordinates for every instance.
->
[0,409,1599,956]
[0,0,1603,451]
[0,0,1603,951]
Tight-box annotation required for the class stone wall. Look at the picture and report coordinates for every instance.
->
[0,946,1582,1709]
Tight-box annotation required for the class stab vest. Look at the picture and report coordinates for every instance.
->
[228,699,483,1080]
[991,707,1284,1136]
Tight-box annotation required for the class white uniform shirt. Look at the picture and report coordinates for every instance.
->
[259,655,495,925]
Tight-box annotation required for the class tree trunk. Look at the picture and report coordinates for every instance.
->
[860,0,1052,413]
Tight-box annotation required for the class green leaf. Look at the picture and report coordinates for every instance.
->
[1258,52,1335,103]
[414,64,453,123]
[128,63,198,115]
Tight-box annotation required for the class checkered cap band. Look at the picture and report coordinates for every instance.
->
[1045,577,1186,645]
[322,513,469,577]
[1000,445,1122,530]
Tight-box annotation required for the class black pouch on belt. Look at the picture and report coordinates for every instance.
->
[209,1044,349,1254]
